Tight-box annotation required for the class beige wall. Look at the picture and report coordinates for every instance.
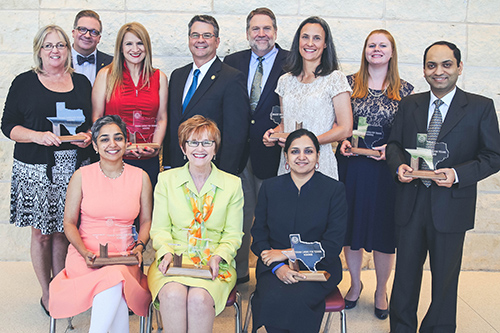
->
[1,1,500,269]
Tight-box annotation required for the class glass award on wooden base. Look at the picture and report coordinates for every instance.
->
[126,110,160,153]
[269,105,303,140]
[345,117,382,157]
[403,133,448,180]
[163,233,212,279]
[89,224,139,268]
[282,234,330,282]
[46,102,87,142]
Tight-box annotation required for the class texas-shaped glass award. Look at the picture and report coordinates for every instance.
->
[46,102,87,142]
[89,224,139,268]
[126,110,160,153]
[403,133,449,180]
[163,231,212,279]
[282,234,331,282]
[269,105,303,140]
[345,116,383,157]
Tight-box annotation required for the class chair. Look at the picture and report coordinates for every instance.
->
[242,286,346,333]
[146,286,242,333]
[50,314,147,333]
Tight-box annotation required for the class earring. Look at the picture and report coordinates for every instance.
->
[285,162,290,171]
[95,150,98,154]
[183,155,187,160]
[212,154,216,161]
[315,162,319,170]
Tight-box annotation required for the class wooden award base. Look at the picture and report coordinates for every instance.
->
[403,170,446,180]
[403,157,446,180]
[126,142,161,152]
[163,254,213,279]
[89,243,139,268]
[269,132,289,139]
[289,261,330,282]
[346,147,381,157]
[59,134,87,142]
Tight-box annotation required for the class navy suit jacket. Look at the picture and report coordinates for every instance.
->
[224,45,289,179]
[165,57,250,175]
[387,88,500,233]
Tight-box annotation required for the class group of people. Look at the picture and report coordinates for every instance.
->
[3,6,500,333]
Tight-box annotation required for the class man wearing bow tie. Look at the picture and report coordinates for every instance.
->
[165,15,250,175]
[71,10,113,85]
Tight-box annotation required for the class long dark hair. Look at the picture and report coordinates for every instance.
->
[284,16,339,77]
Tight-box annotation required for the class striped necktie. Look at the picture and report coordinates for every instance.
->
[421,99,444,187]
[249,56,264,113]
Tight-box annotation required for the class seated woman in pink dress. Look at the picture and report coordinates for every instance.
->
[49,115,152,332]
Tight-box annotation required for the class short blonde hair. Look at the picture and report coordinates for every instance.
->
[178,115,221,154]
[33,25,73,74]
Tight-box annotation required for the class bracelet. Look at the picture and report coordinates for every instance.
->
[272,262,285,275]
[133,240,146,253]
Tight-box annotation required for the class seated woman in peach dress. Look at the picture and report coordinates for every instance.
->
[49,115,152,332]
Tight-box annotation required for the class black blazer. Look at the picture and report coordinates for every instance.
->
[95,50,113,74]
[386,88,500,233]
[224,45,289,179]
[165,57,250,175]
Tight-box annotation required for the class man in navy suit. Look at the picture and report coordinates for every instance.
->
[224,8,288,283]
[71,10,113,85]
[165,15,250,175]
[387,41,500,332]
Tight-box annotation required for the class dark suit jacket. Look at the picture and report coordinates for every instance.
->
[165,57,250,175]
[224,45,289,179]
[387,88,500,233]
[95,50,113,74]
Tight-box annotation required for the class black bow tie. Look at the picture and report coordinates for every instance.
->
[77,54,95,65]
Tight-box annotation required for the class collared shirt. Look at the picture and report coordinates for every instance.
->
[72,48,97,85]
[246,46,278,96]
[427,87,456,127]
[428,87,459,183]
[182,56,217,103]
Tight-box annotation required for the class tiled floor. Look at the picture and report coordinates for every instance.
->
[2,261,499,332]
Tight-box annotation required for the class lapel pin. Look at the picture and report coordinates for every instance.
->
[211,75,216,80]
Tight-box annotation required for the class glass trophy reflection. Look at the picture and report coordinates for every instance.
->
[269,105,302,139]
[282,234,330,282]
[346,116,383,157]
[46,102,86,142]
[90,223,139,268]
[403,133,449,180]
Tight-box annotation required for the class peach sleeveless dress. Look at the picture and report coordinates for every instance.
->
[49,162,151,318]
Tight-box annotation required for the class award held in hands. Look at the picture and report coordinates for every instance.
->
[46,102,87,142]
[269,105,302,140]
[346,116,383,157]
[282,234,330,282]
[89,223,139,268]
[403,133,449,180]
[126,110,160,153]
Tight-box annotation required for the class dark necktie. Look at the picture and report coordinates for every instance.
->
[183,69,201,113]
[249,56,264,113]
[421,99,444,187]
[77,54,95,65]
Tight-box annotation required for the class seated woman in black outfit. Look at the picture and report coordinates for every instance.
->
[250,129,347,333]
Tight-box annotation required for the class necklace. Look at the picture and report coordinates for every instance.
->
[99,161,125,180]
[368,87,387,98]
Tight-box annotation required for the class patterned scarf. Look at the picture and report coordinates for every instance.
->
[183,183,232,281]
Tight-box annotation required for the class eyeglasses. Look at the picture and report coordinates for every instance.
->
[41,42,66,51]
[75,26,101,37]
[189,32,217,39]
[186,140,215,147]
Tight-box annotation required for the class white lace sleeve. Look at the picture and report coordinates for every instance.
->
[327,71,353,98]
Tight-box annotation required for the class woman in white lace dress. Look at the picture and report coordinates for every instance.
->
[263,16,352,180]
